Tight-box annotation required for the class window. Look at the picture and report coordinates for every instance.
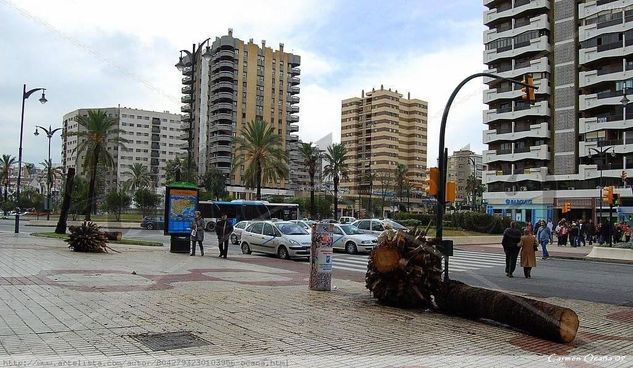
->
[247,222,263,234]
[263,223,276,236]
[356,220,370,230]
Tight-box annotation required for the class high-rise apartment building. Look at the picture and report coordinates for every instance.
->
[179,29,301,199]
[447,147,484,206]
[483,0,633,223]
[340,86,428,200]
[62,107,185,190]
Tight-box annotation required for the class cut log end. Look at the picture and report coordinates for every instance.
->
[559,309,580,343]
[372,247,401,273]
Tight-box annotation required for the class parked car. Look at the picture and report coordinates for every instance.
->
[320,218,339,223]
[240,221,311,259]
[350,218,408,236]
[140,216,164,230]
[338,216,357,224]
[331,224,378,254]
[230,221,252,245]
[289,220,313,233]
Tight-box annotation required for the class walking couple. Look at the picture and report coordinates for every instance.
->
[501,222,539,278]
[190,211,234,258]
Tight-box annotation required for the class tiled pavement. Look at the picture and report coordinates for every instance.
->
[0,232,631,367]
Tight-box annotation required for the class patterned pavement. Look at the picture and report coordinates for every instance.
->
[0,232,631,367]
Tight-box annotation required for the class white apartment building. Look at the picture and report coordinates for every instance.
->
[62,107,185,190]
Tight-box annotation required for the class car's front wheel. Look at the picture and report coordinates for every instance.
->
[145,223,154,230]
[241,242,251,254]
[277,245,290,260]
[345,241,357,254]
[230,233,238,245]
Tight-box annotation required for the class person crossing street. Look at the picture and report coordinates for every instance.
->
[215,214,234,259]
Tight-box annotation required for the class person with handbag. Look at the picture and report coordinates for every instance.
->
[519,228,538,279]
[215,213,234,259]
[501,221,522,278]
[190,211,205,256]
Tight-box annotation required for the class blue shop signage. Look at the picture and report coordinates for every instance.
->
[505,199,533,206]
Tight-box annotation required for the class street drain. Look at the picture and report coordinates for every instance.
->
[130,331,211,351]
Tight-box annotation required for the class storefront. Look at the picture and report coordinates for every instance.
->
[485,198,553,224]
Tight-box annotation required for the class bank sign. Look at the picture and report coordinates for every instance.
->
[505,199,533,205]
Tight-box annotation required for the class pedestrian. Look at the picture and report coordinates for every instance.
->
[578,219,586,246]
[537,220,552,260]
[569,221,579,247]
[190,211,205,256]
[502,221,522,278]
[215,214,234,258]
[625,223,632,243]
[519,228,537,279]
[558,220,569,246]
[534,219,542,237]
[547,218,554,242]
[586,219,596,245]
[525,220,533,235]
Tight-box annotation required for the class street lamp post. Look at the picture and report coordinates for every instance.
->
[469,156,477,211]
[588,145,615,243]
[15,84,47,233]
[175,39,213,182]
[34,125,62,220]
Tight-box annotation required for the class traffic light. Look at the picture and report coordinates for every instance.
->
[603,186,614,205]
[521,74,536,104]
[562,202,571,213]
[613,193,620,206]
[446,181,457,202]
[426,167,440,196]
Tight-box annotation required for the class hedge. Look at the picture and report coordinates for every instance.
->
[393,212,523,235]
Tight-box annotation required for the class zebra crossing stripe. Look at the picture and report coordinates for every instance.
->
[333,265,367,272]
[333,258,370,266]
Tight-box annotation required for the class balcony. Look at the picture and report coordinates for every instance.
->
[579,90,630,111]
[211,81,235,91]
[181,105,191,113]
[483,122,550,144]
[579,0,628,20]
[290,67,301,75]
[211,71,235,81]
[483,144,549,163]
[484,57,549,83]
[289,86,300,94]
[181,113,192,122]
[579,140,632,158]
[289,95,300,104]
[484,35,550,64]
[484,0,550,26]
[483,100,550,124]
[289,124,299,133]
[288,115,299,123]
[215,144,232,153]
[210,102,234,111]
[579,39,633,65]
[484,13,549,44]
[181,76,193,84]
[579,66,633,88]
[181,86,192,94]
[290,76,300,85]
[210,92,235,102]
[483,166,548,184]
[483,78,550,104]
[213,49,236,60]
[207,134,232,145]
[181,95,191,103]
[209,112,234,122]
[577,164,632,181]
[580,112,633,133]
[288,105,299,114]
[212,60,236,70]
[208,156,232,164]
[289,134,299,142]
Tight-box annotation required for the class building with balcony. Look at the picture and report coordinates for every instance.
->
[340,86,428,214]
[447,147,484,207]
[483,0,633,224]
[62,107,184,192]
[180,29,301,199]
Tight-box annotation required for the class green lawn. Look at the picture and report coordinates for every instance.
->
[31,232,163,247]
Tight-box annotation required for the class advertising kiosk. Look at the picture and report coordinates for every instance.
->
[164,182,199,253]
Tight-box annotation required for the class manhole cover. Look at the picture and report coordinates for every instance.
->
[130,331,211,351]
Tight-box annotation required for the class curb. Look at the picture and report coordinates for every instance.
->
[25,223,140,230]
[454,246,633,265]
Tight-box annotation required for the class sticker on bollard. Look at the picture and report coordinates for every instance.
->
[309,222,333,291]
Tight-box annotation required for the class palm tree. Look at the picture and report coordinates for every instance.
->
[199,167,227,200]
[364,171,376,217]
[299,142,321,219]
[323,143,349,220]
[40,159,63,187]
[65,110,127,220]
[0,155,16,202]
[233,120,288,200]
[394,163,408,205]
[125,163,152,191]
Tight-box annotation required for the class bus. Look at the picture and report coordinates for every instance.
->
[198,200,300,231]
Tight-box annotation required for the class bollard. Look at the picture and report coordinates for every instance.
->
[309,222,333,291]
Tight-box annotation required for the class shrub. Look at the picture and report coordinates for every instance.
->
[66,221,108,253]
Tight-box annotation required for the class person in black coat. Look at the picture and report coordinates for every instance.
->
[502,221,522,277]
[215,214,234,258]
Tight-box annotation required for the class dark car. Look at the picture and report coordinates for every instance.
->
[141,216,164,230]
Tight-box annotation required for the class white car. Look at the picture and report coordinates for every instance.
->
[289,220,313,233]
[339,216,357,224]
[351,219,408,236]
[240,221,311,259]
[230,221,252,245]
[331,224,378,254]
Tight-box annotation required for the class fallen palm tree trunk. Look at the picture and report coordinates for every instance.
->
[366,229,579,343]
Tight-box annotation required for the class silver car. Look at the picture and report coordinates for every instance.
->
[331,224,378,254]
[240,221,311,259]
[230,221,252,245]
[351,219,408,236]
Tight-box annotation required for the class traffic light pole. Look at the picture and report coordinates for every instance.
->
[609,204,613,247]
[436,72,534,282]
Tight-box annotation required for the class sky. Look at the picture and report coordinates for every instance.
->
[0,0,485,168]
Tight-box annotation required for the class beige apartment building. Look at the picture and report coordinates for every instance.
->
[340,86,428,207]
[180,29,301,199]
[62,107,185,191]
